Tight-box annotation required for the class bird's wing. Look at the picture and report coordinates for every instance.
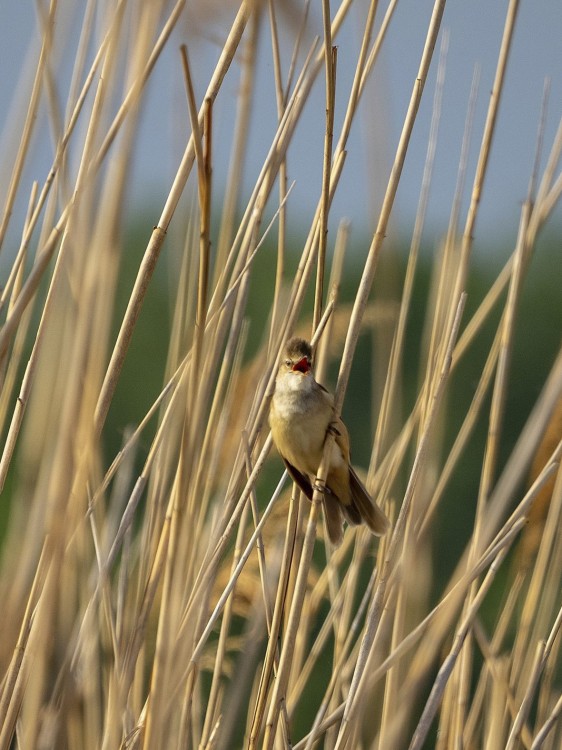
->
[282,458,313,500]
[329,414,351,465]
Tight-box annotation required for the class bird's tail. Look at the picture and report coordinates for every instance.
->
[322,495,344,546]
[348,467,389,536]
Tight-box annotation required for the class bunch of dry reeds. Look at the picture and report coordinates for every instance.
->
[0,1,560,749]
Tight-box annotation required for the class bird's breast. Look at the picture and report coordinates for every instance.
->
[271,386,333,476]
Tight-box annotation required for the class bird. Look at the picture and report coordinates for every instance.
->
[269,337,389,546]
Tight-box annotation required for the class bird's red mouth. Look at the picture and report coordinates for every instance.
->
[292,356,310,374]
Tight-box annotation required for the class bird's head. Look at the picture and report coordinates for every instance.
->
[279,337,313,377]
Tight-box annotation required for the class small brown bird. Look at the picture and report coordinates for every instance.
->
[269,337,389,545]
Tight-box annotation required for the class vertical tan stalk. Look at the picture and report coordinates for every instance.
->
[314,0,336,332]
[0,0,57,255]
[93,1,251,434]
[335,0,446,404]
[248,486,300,749]
[335,291,464,749]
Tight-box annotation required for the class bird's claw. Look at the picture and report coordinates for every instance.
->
[313,481,333,496]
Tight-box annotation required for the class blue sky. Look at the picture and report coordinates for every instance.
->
[1,2,561,254]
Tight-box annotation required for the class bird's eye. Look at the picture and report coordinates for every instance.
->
[284,359,292,368]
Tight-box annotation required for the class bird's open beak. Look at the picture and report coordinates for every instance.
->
[292,356,310,374]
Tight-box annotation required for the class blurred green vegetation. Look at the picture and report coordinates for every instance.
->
[102,217,562,595]
[4,217,561,575]
[0,215,559,744]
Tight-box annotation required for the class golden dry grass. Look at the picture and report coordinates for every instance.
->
[0,2,561,749]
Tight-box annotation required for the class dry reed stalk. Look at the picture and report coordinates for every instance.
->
[0,1,561,749]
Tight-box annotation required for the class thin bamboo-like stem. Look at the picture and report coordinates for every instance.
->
[335,0,446,407]
[299,567,378,750]
[197,500,250,749]
[373,29,448,477]
[527,114,562,241]
[0,186,41,489]
[214,10,258,288]
[416,328,501,538]
[0,0,183,356]
[451,63,560,736]
[290,509,536,750]
[0,543,49,749]
[408,540,514,750]
[242,432,274,632]
[530,693,562,750]
[247,486,299,749]
[448,0,521,334]
[463,578,523,745]
[0,0,57,256]
[261,487,322,749]
[335,291,465,749]
[93,1,251,435]
[510,454,562,690]
[288,542,374,711]
[323,10,448,746]
[378,34,448,744]
[505,640,545,750]
[453,193,530,741]
[468,615,532,748]
[268,0,288,349]
[313,0,336,332]
[473,160,530,545]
